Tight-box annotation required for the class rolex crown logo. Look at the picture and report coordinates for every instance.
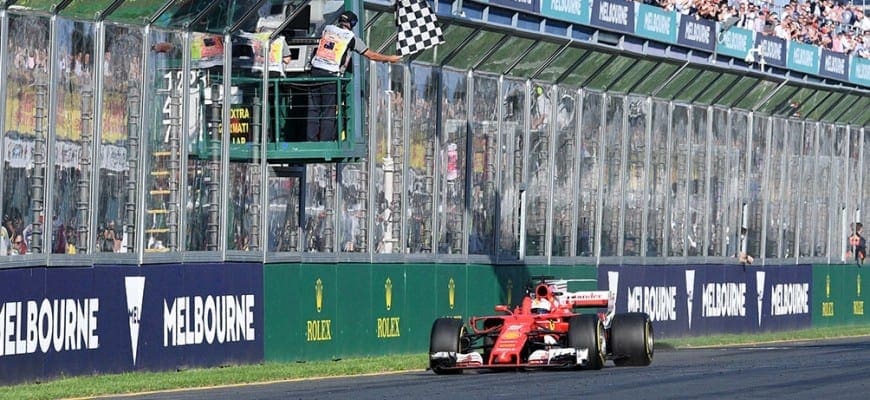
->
[385,277,393,311]
[448,278,456,310]
[315,278,323,313]
[826,274,831,298]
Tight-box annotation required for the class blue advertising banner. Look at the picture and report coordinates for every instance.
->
[786,41,819,75]
[635,4,677,44]
[132,263,263,371]
[41,267,121,380]
[0,263,264,385]
[590,0,635,34]
[598,265,812,338]
[490,0,540,13]
[541,0,590,25]
[716,26,754,59]
[819,49,849,82]
[755,35,787,68]
[676,15,716,52]
[0,268,49,384]
[849,56,870,87]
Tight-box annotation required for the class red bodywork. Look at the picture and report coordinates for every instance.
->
[430,278,653,373]
[466,282,611,367]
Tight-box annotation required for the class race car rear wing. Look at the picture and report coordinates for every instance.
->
[543,279,616,317]
[560,290,611,308]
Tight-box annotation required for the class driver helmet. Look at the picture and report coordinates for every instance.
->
[338,11,358,29]
[531,297,551,314]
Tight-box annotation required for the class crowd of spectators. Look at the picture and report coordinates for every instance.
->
[645,0,870,58]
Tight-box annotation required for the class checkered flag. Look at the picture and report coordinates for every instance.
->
[396,0,444,56]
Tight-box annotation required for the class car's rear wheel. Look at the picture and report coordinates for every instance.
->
[429,318,466,374]
[568,314,605,370]
[609,312,654,366]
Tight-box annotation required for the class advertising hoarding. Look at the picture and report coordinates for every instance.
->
[598,265,812,338]
[0,263,263,385]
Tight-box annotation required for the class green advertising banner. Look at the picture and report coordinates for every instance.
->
[466,264,504,316]
[786,40,820,75]
[812,264,868,327]
[541,0,591,26]
[335,264,374,355]
[297,264,340,359]
[434,264,469,320]
[850,55,870,87]
[401,264,438,353]
[715,26,754,59]
[368,264,418,355]
[635,3,677,44]
[263,263,304,361]
[264,263,600,363]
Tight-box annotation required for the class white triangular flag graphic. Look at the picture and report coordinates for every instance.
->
[756,271,765,327]
[125,276,145,365]
[685,270,695,330]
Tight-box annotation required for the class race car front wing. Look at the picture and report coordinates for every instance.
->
[430,347,591,370]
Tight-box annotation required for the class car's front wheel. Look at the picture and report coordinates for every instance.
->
[567,314,605,370]
[429,318,466,374]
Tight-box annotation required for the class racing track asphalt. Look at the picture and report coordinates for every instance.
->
[103,336,870,400]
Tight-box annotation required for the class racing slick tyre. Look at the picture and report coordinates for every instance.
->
[429,318,466,375]
[567,314,605,370]
[609,312,654,367]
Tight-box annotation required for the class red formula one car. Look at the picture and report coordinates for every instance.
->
[429,277,653,374]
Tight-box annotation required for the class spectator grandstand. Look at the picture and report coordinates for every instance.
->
[644,0,868,58]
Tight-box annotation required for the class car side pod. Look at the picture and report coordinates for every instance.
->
[609,312,654,366]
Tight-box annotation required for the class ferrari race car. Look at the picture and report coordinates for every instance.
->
[429,277,653,374]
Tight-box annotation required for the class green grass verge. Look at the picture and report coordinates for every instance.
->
[656,325,870,348]
[0,355,429,400]
[2,325,869,400]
